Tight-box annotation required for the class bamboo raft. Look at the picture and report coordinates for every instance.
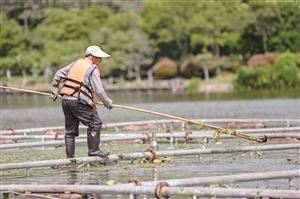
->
[1,184,299,198]
[1,143,299,170]
[1,86,299,198]
[1,170,299,198]
[118,169,299,187]
[1,119,299,135]
[0,131,299,142]
[0,125,299,150]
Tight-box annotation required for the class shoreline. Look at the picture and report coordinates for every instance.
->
[0,81,234,95]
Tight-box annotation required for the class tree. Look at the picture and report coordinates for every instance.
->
[189,1,251,57]
[99,12,153,81]
[31,7,92,78]
[269,1,300,52]
[240,0,300,54]
[143,1,199,59]
[241,1,278,54]
[0,13,26,81]
[186,0,251,76]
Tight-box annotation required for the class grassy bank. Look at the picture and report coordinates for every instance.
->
[1,72,235,93]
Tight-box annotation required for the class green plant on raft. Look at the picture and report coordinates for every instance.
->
[196,124,205,130]
[213,130,222,142]
[224,129,236,135]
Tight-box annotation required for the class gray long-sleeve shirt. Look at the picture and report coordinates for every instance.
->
[52,59,112,105]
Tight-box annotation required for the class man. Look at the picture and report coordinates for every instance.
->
[51,45,113,158]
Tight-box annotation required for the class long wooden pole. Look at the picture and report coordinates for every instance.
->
[0,85,267,142]
[105,103,267,142]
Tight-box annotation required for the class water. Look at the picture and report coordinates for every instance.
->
[0,91,299,197]
[1,90,299,129]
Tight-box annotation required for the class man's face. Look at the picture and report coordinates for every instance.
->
[92,56,102,65]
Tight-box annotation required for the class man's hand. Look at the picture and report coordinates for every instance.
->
[50,87,59,101]
[104,98,113,110]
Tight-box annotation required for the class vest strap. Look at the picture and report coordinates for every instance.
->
[64,77,93,94]
[62,84,94,102]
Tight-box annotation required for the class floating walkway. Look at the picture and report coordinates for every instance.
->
[1,184,299,198]
[1,118,300,198]
[1,143,299,170]
[1,119,299,135]
[0,128,299,150]
[0,129,299,141]
[1,170,299,198]
[118,169,299,187]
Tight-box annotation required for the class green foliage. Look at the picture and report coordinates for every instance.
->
[235,66,273,89]
[82,5,112,28]
[187,77,201,94]
[29,6,112,75]
[190,1,251,54]
[219,56,241,72]
[272,53,300,88]
[235,53,300,89]
[0,13,26,70]
[268,2,300,52]
[19,49,41,72]
[196,124,205,130]
[103,12,153,80]
[0,57,15,71]
[240,0,300,54]
[36,8,88,40]
[273,52,300,69]
[213,130,221,142]
[270,31,300,52]
[1,1,300,87]
[143,1,199,57]
[107,12,141,31]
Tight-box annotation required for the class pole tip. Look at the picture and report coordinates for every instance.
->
[260,135,268,143]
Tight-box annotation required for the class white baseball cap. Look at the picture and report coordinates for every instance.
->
[86,45,111,58]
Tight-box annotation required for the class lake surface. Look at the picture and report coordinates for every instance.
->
[1,90,299,129]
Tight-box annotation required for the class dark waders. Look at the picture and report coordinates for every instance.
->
[62,99,110,158]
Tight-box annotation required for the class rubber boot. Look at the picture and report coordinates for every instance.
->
[87,129,110,158]
[65,136,75,158]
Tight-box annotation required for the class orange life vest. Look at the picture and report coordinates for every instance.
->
[60,58,96,106]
